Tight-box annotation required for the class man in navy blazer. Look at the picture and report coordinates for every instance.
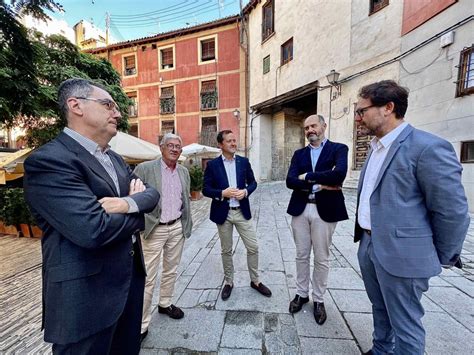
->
[203,130,272,301]
[24,78,159,354]
[286,114,348,325]
[354,80,469,355]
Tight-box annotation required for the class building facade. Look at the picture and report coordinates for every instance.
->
[243,0,473,210]
[88,16,246,149]
[398,0,474,209]
[243,0,403,181]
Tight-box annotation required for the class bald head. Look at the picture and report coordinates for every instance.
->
[304,114,327,146]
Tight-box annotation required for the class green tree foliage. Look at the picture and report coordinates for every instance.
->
[1,1,131,147]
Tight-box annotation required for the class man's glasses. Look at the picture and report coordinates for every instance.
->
[75,97,119,111]
[166,143,182,150]
[355,105,375,118]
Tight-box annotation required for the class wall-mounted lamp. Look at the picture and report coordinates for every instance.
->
[233,108,240,120]
[326,69,341,101]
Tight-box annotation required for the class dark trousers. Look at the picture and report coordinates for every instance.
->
[53,244,145,355]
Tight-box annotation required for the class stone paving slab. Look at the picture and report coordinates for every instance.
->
[300,337,360,355]
[327,267,366,290]
[329,289,372,313]
[142,308,226,352]
[215,284,290,313]
[423,311,474,354]
[425,286,474,332]
[220,311,263,349]
[293,293,353,340]
[343,312,373,353]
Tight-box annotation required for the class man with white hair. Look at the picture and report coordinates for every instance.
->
[134,133,193,342]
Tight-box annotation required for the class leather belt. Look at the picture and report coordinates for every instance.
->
[307,198,317,204]
[229,206,240,210]
[158,217,180,226]
[362,229,372,236]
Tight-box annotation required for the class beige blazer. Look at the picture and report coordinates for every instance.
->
[134,158,192,239]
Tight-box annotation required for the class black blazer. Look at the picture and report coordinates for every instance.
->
[24,132,159,344]
[286,140,349,223]
[203,155,257,225]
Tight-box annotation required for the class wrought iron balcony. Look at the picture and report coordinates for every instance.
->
[160,97,175,114]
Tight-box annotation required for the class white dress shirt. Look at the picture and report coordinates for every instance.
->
[358,122,408,230]
[222,155,240,207]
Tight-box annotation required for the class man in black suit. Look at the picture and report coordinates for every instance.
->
[24,78,159,354]
[203,130,272,301]
[286,114,348,325]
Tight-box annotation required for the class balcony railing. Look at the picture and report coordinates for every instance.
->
[160,97,175,114]
[200,91,218,110]
[124,68,136,76]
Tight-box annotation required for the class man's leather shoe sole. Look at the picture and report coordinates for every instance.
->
[289,295,309,313]
[250,282,272,297]
[158,304,184,319]
[221,284,233,300]
[314,302,327,325]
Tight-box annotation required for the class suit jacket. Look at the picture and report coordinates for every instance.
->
[133,158,193,239]
[24,132,159,344]
[354,124,469,278]
[202,155,257,225]
[286,140,349,223]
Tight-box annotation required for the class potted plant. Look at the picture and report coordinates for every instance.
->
[0,188,39,237]
[188,165,204,201]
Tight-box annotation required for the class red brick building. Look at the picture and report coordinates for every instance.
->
[88,16,246,148]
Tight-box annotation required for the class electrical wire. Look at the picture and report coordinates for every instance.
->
[111,0,192,19]
[109,0,237,28]
[110,0,215,24]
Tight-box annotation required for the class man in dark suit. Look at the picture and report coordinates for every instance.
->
[203,130,272,301]
[354,80,469,354]
[286,114,348,325]
[24,78,159,354]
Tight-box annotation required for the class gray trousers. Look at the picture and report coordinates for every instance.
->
[358,231,429,355]
[217,209,259,285]
[291,204,336,302]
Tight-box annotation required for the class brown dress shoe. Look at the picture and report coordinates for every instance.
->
[314,302,327,325]
[158,304,184,319]
[250,282,272,297]
[289,294,309,313]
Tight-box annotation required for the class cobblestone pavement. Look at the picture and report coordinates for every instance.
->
[1,182,473,354]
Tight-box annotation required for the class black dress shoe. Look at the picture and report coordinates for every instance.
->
[314,302,327,325]
[250,282,272,297]
[158,304,184,319]
[221,284,233,300]
[140,330,148,343]
[289,294,309,313]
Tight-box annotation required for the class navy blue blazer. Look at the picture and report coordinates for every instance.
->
[286,140,349,223]
[203,155,257,225]
[24,132,159,344]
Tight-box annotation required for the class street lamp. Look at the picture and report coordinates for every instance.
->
[325,69,342,140]
[326,69,341,101]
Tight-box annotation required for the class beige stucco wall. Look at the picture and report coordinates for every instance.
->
[398,1,474,211]
[247,0,404,180]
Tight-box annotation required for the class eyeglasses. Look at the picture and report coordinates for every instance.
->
[75,97,119,111]
[355,105,376,118]
[165,143,182,150]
